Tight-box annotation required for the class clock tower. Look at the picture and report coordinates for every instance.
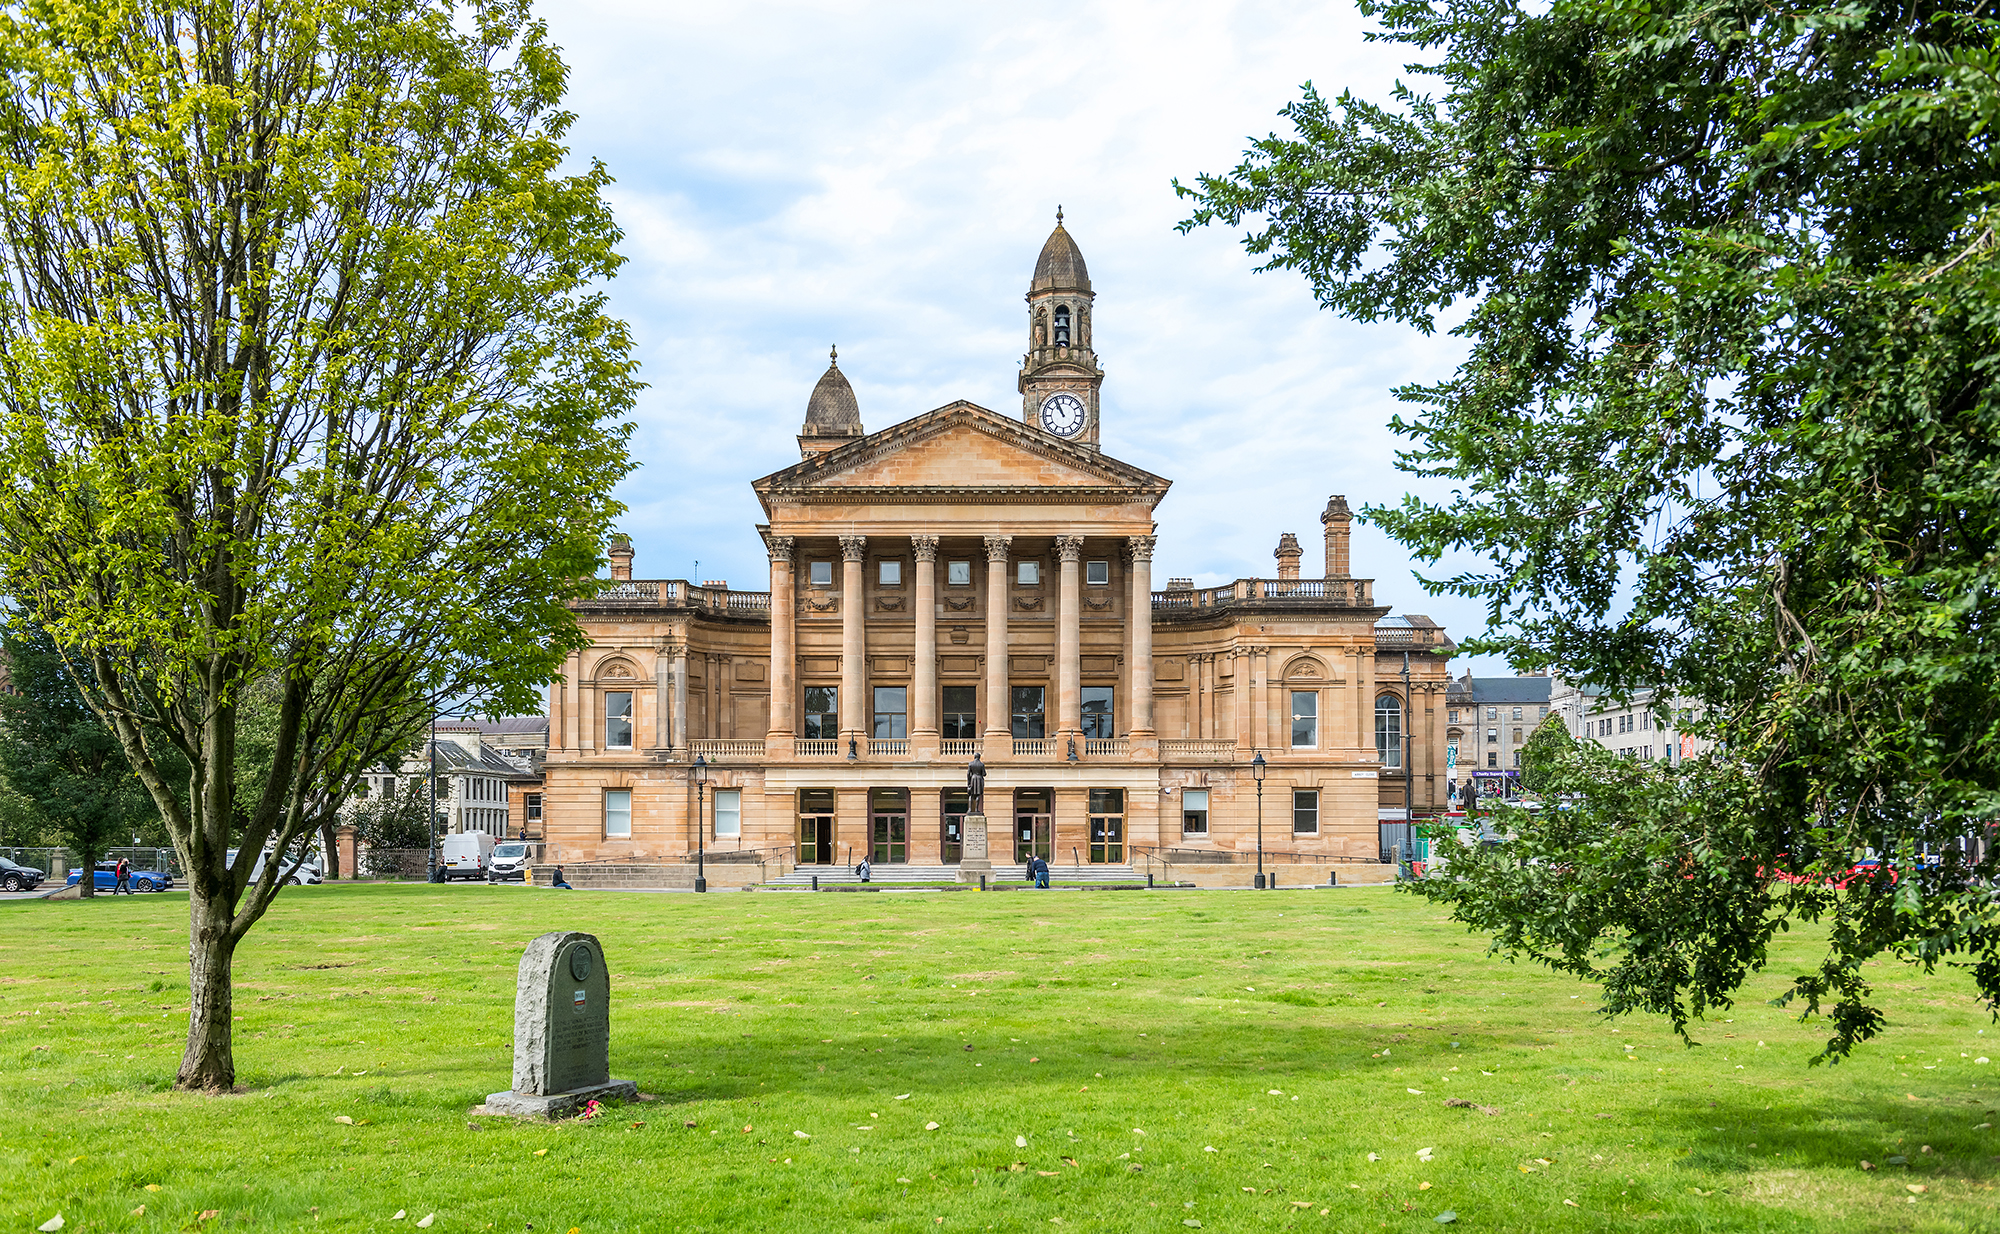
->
[1019,208,1104,450]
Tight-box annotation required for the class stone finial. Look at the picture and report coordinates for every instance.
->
[1274,532,1302,580]
[607,534,634,582]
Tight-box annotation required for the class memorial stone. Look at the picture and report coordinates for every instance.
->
[482,930,637,1117]
[958,815,992,884]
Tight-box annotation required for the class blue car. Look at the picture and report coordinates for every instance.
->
[67,862,173,892]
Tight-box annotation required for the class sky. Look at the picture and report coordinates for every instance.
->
[536,0,1507,674]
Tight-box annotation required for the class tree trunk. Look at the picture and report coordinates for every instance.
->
[320,819,340,880]
[178,895,237,1091]
[77,843,96,898]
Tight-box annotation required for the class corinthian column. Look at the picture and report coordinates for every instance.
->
[839,535,868,745]
[1129,535,1156,740]
[765,533,796,745]
[912,535,940,754]
[1055,535,1083,741]
[983,535,1013,748]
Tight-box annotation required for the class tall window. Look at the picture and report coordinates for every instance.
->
[802,686,838,739]
[879,560,902,586]
[1487,752,1498,767]
[1290,690,1318,748]
[947,560,971,586]
[1081,686,1115,738]
[1181,788,1209,836]
[713,789,741,838]
[383,775,396,798]
[1011,686,1046,738]
[605,691,633,749]
[1293,789,1320,835]
[873,686,908,739]
[1053,303,1071,345]
[942,686,978,739]
[1376,694,1403,767]
[1511,707,1522,721]
[525,793,543,822]
[1086,559,1110,585]
[1488,727,1499,744]
[604,789,631,838]
[809,560,833,586]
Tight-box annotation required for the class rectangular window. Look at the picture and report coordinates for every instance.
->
[873,686,908,739]
[383,775,396,798]
[1017,560,1040,586]
[947,560,971,586]
[1182,788,1209,836]
[802,686,838,739]
[1290,690,1318,748]
[605,690,634,749]
[1487,727,1498,744]
[1081,686,1115,738]
[1539,705,1549,718]
[1486,752,1498,768]
[604,789,631,838]
[713,789,741,837]
[1511,707,1522,721]
[1641,711,1651,730]
[878,560,902,586]
[1448,709,1459,724]
[1085,559,1110,585]
[1599,718,1611,736]
[357,778,372,799]
[1487,707,1498,720]
[942,685,978,739]
[1011,686,1046,738]
[525,793,543,821]
[1292,789,1320,835]
[809,560,833,587]
[1512,728,1522,744]
[1513,750,1522,767]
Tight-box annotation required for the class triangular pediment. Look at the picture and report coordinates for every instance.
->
[754,401,1169,504]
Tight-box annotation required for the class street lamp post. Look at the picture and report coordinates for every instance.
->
[1251,749,1267,889]
[1401,653,1414,866]
[692,754,709,894]
[426,708,439,882]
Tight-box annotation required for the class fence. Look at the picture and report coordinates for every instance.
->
[2,846,183,878]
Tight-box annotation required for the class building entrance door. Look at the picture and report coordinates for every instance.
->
[942,789,968,863]
[798,788,835,865]
[870,787,909,864]
[1089,788,1125,862]
[1014,788,1052,863]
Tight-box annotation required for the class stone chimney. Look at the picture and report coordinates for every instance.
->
[608,534,634,581]
[1274,533,1302,579]
[1321,495,1352,579]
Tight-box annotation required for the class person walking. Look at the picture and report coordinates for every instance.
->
[113,857,132,896]
[856,855,872,883]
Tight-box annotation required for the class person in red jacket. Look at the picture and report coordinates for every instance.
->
[113,857,132,895]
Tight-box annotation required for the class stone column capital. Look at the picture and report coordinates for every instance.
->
[1054,534,1085,563]
[1126,534,1157,563]
[911,534,940,562]
[983,534,1013,563]
[839,534,868,563]
[762,531,795,563]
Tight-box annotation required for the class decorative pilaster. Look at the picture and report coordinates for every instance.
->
[912,535,940,753]
[1128,535,1156,742]
[764,533,796,744]
[670,641,688,755]
[653,645,672,751]
[983,535,1013,747]
[1055,535,1084,739]
[1233,646,1253,753]
[839,535,867,743]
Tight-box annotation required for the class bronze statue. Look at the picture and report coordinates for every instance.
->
[967,754,986,816]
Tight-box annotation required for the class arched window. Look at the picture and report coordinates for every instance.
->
[1053,304,1071,346]
[1375,694,1403,768]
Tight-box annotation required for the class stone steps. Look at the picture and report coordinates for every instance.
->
[764,863,1142,887]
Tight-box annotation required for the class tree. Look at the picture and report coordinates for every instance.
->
[1517,714,1574,796]
[0,621,155,895]
[351,774,434,871]
[0,0,636,1089]
[1178,0,2000,1057]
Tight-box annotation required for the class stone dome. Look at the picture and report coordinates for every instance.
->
[802,346,861,436]
[1030,209,1091,294]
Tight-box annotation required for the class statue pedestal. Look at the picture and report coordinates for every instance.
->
[958,815,993,883]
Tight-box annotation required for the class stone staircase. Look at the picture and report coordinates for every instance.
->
[764,862,1144,888]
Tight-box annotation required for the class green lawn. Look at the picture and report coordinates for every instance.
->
[3,884,1995,1232]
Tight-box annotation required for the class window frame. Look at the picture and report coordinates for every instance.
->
[1085,559,1110,586]
[946,560,972,586]
[604,788,632,838]
[872,686,908,739]
[878,559,902,587]
[801,685,838,740]
[1292,788,1320,836]
[1081,685,1115,739]
[941,685,978,739]
[808,560,833,587]
[525,793,543,822]
[712,788,742,838]
[1375,694,1403,767]
[604,689,634,750]
[1290,689,1319,749]
[1010,685,1046,739]
[1016,560,1041,587]
[1181,788,1210,836]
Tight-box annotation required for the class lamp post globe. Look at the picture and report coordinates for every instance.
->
[692,753,709,893]
[1251,749,1268,889]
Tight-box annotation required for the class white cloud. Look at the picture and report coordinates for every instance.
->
[538,0,1509,669]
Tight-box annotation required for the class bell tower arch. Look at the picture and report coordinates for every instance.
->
[1019,207,1104,450]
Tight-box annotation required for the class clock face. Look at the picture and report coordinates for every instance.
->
[1039,392,1087,437]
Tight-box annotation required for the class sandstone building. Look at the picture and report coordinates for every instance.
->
[537,216,1455,882]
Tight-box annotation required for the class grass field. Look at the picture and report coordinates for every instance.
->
[2,883,1996,1232]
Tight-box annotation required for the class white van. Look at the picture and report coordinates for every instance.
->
[227,848,322,885]
[440,831,496,880]
[487,840,539,884]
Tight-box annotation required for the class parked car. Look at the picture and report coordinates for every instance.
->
[0,855,46,892]
[67,861,173,892]
[226,848,323,886]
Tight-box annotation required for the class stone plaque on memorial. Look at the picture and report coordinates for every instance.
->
[958,814,992,883]
[482,930,637,1117]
